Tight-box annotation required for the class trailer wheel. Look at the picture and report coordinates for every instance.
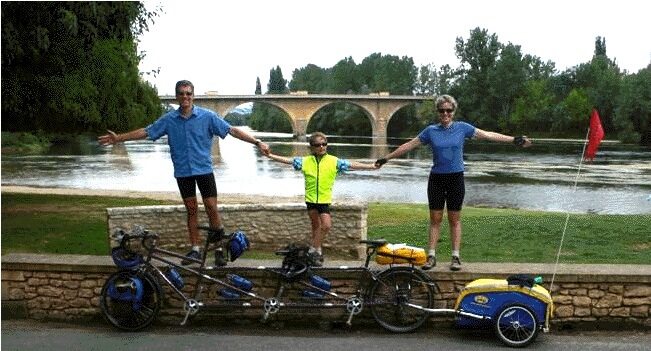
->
[494,303,539,348]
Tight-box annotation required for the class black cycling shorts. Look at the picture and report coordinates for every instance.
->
[427,172,465,211]
[176,173,217,199]
[306,202,331,214]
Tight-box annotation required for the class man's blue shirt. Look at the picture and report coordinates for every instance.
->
[418,121,476,174]
[145,106,231,177]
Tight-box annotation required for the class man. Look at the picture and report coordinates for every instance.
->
[98,80,269,266]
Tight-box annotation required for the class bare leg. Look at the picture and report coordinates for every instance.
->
[183,197,201,246]
[316,213,332,251]
[204,195,227,266]
[307,209,321,248]
[202,196,222,228]
[422,209,444,270]
[447,210,462,252]
[428,209,444,251]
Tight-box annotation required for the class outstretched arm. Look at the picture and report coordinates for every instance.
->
[349,161,380,170]
[475,128,532,147]
[265,152,293,165]
[98,128,148,145]
[375,137,423,167]
[229,126,270,155]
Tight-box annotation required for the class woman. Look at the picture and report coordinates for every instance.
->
[266,132,378,267]
[375,95,531,271]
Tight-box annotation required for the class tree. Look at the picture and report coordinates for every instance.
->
[289,64,329,93]
[436,64,457,95]
[358,53,417,95]
[416,63,437,96]
[565,37,623,135]
[614,65,651,145]
[248,102,292,133]
[267,66,288,94]
[510,79,556,133]
[255,77,262,95]
[558,88,591,134]
[249,66,291,132]
[330,57,360,94]
[306,102,370,136]
[488,43,528,131]
[453,27,501,127]
[1,1,162,134]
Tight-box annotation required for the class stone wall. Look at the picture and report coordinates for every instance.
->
[106,203,368,259]
[3,202,650,328]
[2,254,650,329]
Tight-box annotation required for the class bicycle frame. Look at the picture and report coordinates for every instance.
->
[102,227,437,332]
[136,231,278,325]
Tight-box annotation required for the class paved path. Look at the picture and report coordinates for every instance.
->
[3,319,651,351]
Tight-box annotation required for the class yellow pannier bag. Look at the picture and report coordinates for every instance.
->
[375,243,427,266]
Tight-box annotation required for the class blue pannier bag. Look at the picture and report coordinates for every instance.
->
[107,275,144,310]
[228,231,250,262]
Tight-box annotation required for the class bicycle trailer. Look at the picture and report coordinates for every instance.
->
[453,276,554,347]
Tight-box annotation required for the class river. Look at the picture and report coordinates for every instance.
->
[2,130,650,214]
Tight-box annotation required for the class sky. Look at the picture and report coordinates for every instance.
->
[137,0,651,96]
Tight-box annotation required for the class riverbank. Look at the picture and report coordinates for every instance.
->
[1,185,304,204]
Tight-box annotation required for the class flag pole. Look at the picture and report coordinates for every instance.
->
[549,128,591,293]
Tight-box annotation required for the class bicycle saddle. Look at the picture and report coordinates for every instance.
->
[275,243,310,257]
[198,226,225,243]
[275,243,310,280]
[359,239,388,249]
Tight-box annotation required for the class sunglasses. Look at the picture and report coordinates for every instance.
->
[437,108,454,114]
[177,91,193,96]
[310,142,328,147]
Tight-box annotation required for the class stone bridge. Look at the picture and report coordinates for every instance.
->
[159,93,435,143]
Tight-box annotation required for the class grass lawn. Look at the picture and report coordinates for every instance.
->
[368,203,650,264]
[2,193,650,264]
[1,193,176,255]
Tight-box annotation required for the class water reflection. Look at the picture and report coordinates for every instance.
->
[2,131,650,214]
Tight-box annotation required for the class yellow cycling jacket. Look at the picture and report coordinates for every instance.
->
[301,154,339,204]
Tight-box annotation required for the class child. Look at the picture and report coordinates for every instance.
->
[265,132,378,266]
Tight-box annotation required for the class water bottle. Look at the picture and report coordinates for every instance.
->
[310,274,331,291]
[219,288,241,299]
[165,266,184,289]
[228,274,253,292]
[301,289,324,298]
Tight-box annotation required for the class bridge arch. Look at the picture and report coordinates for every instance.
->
[160,94,435,145]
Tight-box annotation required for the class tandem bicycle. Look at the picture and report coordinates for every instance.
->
[100,225,436,333]
[100,226,553,347]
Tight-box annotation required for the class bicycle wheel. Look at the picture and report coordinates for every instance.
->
[368,267,434,333]
[100,270,162,331]
[494,304,539,348]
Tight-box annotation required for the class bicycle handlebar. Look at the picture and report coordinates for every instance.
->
[112,227,159,248]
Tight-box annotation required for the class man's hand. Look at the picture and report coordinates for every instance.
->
[256,140,270,155]
[98,130,119,145]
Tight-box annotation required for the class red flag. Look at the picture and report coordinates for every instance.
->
[584,109,605,161]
